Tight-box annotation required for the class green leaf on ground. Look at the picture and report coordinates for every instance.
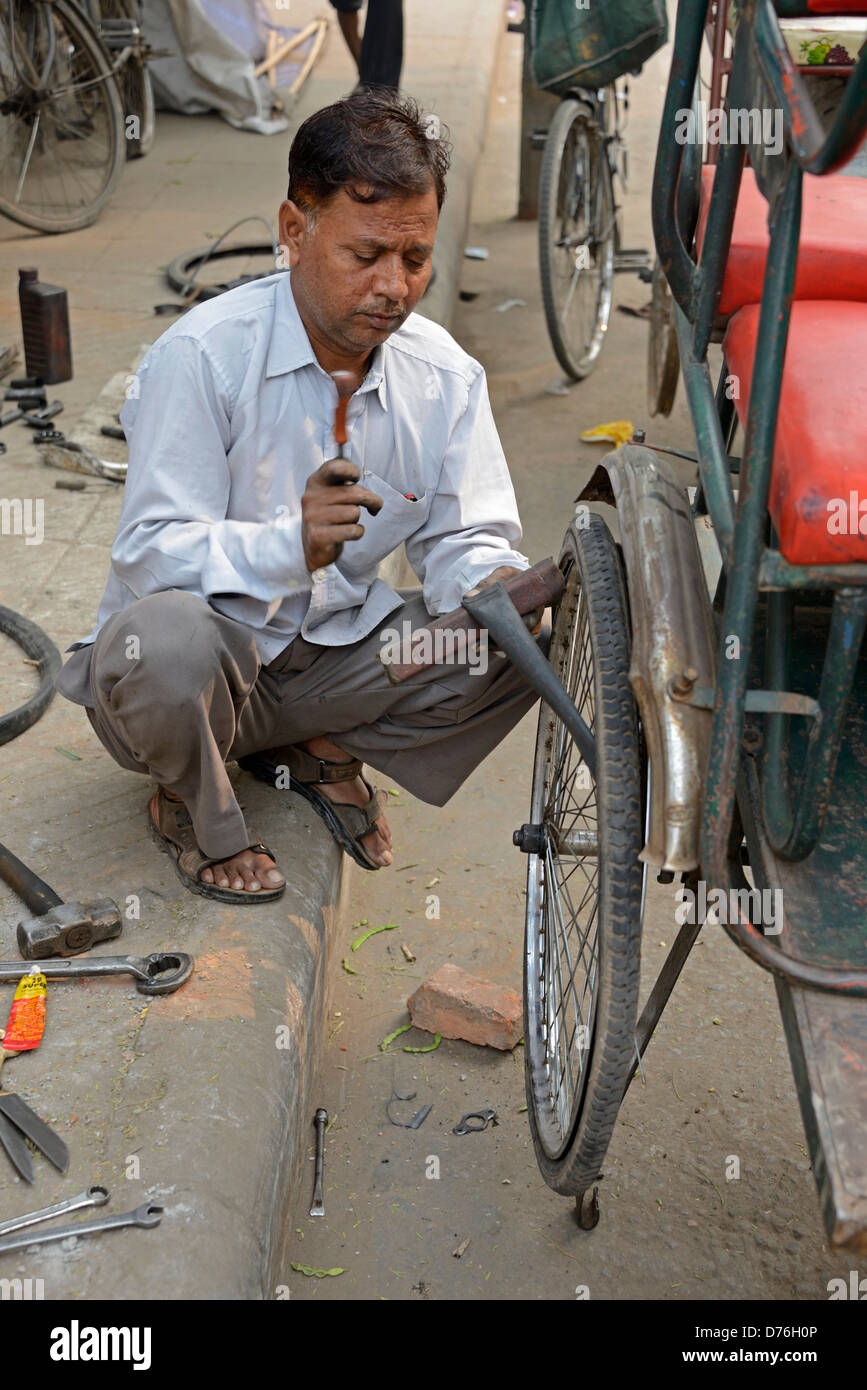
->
[290,1263,345,1278]
[351,922,399,952]
[341,958,359,975]
[403,1032,442,1054]
[55,746,82,761]
[379,1023,412,1052]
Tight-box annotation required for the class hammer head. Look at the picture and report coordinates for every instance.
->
[17,899,122,960]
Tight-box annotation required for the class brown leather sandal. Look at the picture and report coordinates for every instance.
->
[147,788,285,903]
[237,746,388,872]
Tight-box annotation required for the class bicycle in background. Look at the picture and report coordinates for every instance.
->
[0,0,156,234]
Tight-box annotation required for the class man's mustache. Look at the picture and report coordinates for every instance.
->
[355,304,405,317]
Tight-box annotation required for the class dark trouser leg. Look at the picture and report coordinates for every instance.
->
[359,0,403,89]
[228,595,541,806]
[84,591,261,860]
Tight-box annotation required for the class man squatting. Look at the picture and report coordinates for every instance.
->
[55,90,542,901]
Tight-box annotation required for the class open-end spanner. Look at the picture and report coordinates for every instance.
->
[0,1185,109,1237]
[0,1202,162,1255]
[0,952,193,995]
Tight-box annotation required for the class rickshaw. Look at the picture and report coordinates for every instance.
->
[463,0,867,1249]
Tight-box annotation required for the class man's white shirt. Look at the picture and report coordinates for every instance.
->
[66,270,529,664]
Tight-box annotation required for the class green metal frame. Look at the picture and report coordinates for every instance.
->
[651,0,867,994]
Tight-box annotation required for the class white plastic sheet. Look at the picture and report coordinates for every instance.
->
[145,0,291,134]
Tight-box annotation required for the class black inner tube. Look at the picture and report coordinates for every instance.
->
[0,605,61,746]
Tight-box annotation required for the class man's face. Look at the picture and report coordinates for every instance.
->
[278,184,438,357]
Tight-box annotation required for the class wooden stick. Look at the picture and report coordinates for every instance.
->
[265,30,277,89]
[288,20,328,96]
[253,20,319,77]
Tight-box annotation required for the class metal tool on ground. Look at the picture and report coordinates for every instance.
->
[0,952,194,995]
[0,1185,109,1237]
[0,841,123,960]
[21,402,63,426]
[386,1086,432,1129]
[0,1202,162,1256]
[309,1107,327,1217]
[54,477,118,492]
[453,1108,498,1135]
[4,385,46,406]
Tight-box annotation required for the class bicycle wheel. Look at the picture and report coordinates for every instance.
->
[95,0,154,157]
[539,99,615,381]
[0,0,125,232]
[523,512,644,1195]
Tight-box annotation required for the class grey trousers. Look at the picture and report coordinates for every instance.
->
[58,590,539,861]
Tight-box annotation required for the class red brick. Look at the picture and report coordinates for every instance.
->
[407,962,522,1050]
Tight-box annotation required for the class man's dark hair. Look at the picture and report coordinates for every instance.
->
[287,89,451,216]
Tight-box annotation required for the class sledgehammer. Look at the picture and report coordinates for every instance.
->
[0,841,122,960]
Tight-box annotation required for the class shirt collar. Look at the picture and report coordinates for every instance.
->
[267,271,388,412]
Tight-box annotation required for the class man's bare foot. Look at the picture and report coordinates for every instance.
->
[297,737,393,867]
[161,789,286,893]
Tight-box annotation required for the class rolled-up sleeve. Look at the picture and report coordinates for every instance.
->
[404,364,529,615]
[115,336,311,623]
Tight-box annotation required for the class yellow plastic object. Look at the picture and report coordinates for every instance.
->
[3,972,46,1053]
[580,420,635,448]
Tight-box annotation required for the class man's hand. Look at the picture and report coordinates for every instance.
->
[464,565,544,633]
[301,458,383,572]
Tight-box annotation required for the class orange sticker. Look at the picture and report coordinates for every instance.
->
[3,973,46,1053]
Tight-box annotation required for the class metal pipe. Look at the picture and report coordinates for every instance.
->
[461,582,596,777]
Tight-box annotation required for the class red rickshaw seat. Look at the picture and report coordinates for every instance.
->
[724,300,867,565]
[806,2,867,12]
[697,166,867,316]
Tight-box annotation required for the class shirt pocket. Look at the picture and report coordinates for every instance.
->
[338,470,429,577]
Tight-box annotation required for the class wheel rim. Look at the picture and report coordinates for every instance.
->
[527,558,601,1160]
[0,3,120,227]
[547,121,614,376]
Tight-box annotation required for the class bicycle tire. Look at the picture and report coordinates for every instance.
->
[523,513,644,1195]
[0,606,61,746]
[539,99,615,382]
[0,0,126,233]
[166,240,278,296]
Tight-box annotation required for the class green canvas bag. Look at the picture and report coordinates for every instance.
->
[529,0,669,94]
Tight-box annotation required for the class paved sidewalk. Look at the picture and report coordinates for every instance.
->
[0,0,507,1298]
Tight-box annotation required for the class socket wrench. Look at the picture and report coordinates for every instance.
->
[0,1185,109,1237]
[309,1108,327,1217]
[0,1202,162,1256]
[0,951,193,995]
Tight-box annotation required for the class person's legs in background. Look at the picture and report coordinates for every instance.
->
[329,0,403,90]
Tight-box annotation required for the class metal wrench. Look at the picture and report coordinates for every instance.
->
[0,952,193,996]
[0,1185,109,1237]
[0,1202,162,1256]
[309,1108,327,1217]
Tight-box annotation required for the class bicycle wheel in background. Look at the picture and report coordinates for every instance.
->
[95,0,155,157]
[539,98,615,381]
[523,513,645,1205]
[0,0,125,232]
